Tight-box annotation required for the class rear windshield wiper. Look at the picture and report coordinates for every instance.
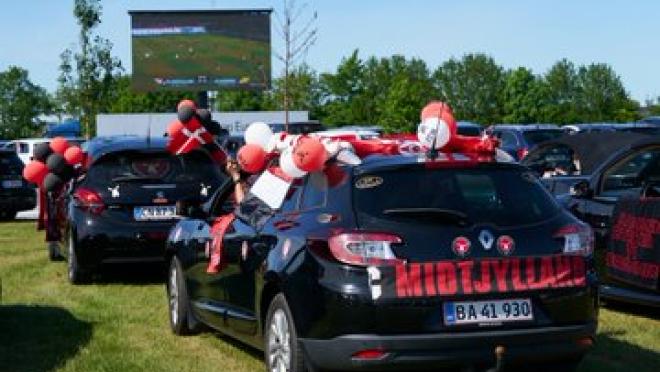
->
[383,208,471,227]
[111,174,163,183]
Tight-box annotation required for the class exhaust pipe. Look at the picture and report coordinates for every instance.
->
[486,345,506,372]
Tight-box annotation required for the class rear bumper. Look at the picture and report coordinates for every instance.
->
[0,192,36,212]
[300,323,596,371]
[72,210,177,269]
[600,284,660,307]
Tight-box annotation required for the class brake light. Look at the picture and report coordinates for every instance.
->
[327,231,404,266]
[352,348,389,360]
[517,147,529,160]
[74,187,105,214]
[554,223,593,256]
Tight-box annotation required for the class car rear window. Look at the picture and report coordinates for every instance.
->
[0,152,24,175]
[457,126,481,137]
[85,151,225,186]
[353,167,560,227]
[522,130,563,145]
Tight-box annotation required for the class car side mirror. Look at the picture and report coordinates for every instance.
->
[176,199,206,219]
[570,180,593,198]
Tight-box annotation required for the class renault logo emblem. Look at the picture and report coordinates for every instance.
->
[478,230,494,250]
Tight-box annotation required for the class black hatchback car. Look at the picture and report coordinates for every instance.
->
[166,153,598,371]
[58,136,227,283]
[0,148,36,220]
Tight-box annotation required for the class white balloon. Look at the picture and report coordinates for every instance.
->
[417,117,451,149]
[279,147,307,178]
[245,122,273,149]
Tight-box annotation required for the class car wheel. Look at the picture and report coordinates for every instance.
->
[265,293,308,372]
[67,231,89,284]
[167,256,201,335]
[48,241,62,261]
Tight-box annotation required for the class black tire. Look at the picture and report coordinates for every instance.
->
[48,241,62,261]
[265,293,309,372]
[167,256,201,335]
[67,230,89,284]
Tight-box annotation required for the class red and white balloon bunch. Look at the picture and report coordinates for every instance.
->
[166,100,226,164]
[22,137,85,191]
[236,122,336,179]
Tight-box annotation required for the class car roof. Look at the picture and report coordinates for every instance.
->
[354,153,520,174]
[457,121,481,128]
[523,132,659,174]
[492,124,561,131]
[85,136,170,164]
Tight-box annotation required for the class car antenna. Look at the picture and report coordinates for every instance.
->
[426,132,439,160]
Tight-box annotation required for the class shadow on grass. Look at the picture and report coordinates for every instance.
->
[581,331,660,372]
[0,305,92,371]
[600,299,659,320]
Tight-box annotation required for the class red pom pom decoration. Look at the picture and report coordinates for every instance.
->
[237,144,267,174]
[293,137,327,172]
[64,146,84,165]
[23,161,49,185]
[49,137,70,155]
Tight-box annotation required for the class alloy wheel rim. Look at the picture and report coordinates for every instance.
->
[268,309,291,372]
[169,265,179,326]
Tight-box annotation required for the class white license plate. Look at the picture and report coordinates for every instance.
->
[2,180,22,188]
[133,205,177,221]
[444,298,533,326]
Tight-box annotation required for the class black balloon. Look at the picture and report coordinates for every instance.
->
[59,164,75,182]
[196,108,212,125]
[43,173,63,192]
[178,105,195,123]
[46,153,67,174]
[33,143,53,162]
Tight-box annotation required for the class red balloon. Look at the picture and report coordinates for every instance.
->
[237,144,267,174]
[293,137,327,172]
[167,120,185,137]
[421,101,453,121]
[23,161,49,185]
[64,146,84,165]
[177,99,197,111]
[49,137,70,154]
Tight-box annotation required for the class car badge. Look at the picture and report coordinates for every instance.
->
[478,230,494,250]
[153,191,168,204]
[355,176,383,189]
[282,238,291,259]
[241,241,249,261]
[108,185,120,198]
[497,235,515,256]
[200,183,210,197]
[452,236,471,257]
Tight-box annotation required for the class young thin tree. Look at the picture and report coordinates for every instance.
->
[274,0,318,131]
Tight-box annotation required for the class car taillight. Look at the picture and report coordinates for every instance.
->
[517,147,529,160]
[554,223,593,256]
[74,187,105,214]
[327,231,404,266]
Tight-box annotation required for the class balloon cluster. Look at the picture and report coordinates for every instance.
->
[23,137,85,191]
[166,100,220,155]
[236,122,351,179]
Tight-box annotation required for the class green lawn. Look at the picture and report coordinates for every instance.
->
[1,220,658,371]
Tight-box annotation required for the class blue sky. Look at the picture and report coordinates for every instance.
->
[1,0,657,102]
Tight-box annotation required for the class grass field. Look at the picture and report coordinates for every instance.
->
[1,220,658,371]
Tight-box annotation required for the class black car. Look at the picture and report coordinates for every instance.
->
[526,133,660,307]
[165,154,598,371]
[0,148,36,220]
[490,124,565,161]
[58,136,227,283]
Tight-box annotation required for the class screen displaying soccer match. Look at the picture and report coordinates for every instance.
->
[129,9,271,91]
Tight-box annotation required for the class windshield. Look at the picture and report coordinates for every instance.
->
[353,167,560,227]
[0,152,23,175]
[85,151,225,186]
[523,130,564,145]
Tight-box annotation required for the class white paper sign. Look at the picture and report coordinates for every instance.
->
[249,170,291,209]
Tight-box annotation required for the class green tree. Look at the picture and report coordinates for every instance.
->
[265,64,322,117]
[542,59,581,124]
[433,54,505,124]
[576,63,639,122]
[501,67,548,123]
[0,66,52,139]
[379,73,437,133]
[57,0,122,137]
[107,76,194,113]
[216,91,269,112]
[318,50,366,125]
